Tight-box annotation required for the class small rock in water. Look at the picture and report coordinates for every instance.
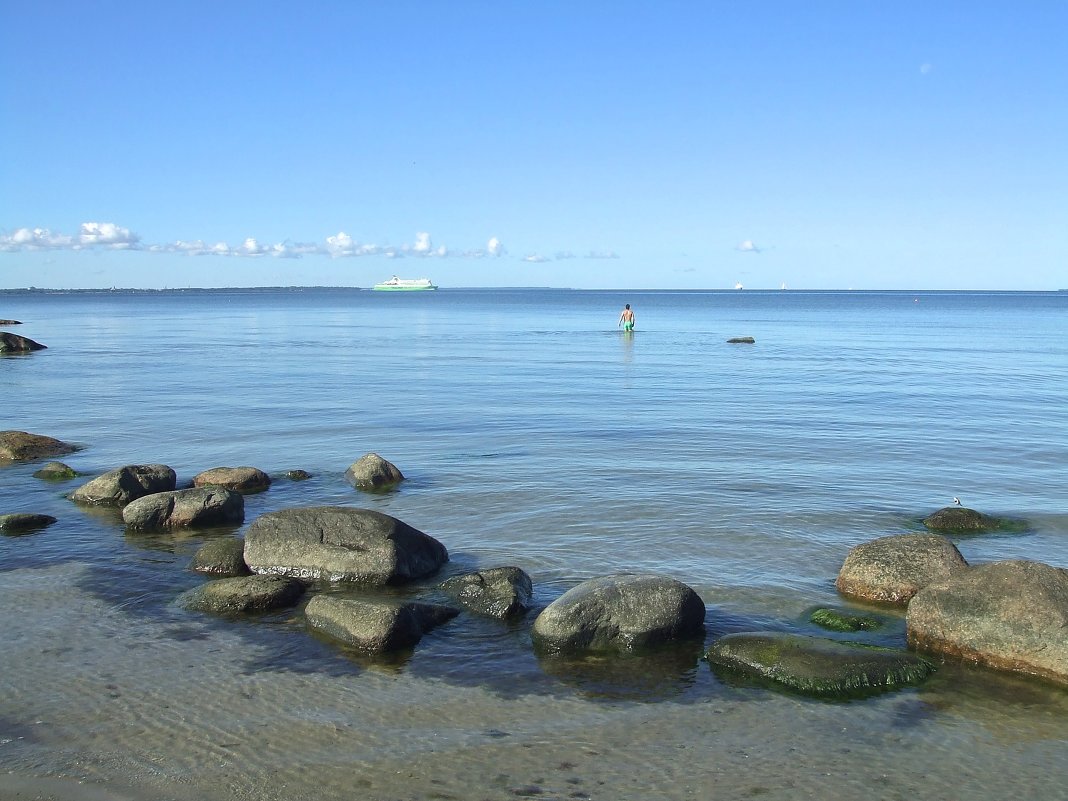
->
[727,336,756,344]
[0,513,58,535]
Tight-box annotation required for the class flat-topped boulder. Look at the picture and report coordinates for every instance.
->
[177,575,305,615]
[244,506,448,583]
[531,573,706,653]
[0,431,78,462]
[123,487,244,530]
[70,464,176,506]
[907,560,1068,686]
[706,632,935,698]
[193,466,271,494]
[345,453,404,490]
[32,461,78,480]
[305,596,459,653]
[0,332,45,352]
[923,506,1001,533]
[191,538,250,576]
[440,566,533,619]
[0,513,58,535]
[836,533,968,606]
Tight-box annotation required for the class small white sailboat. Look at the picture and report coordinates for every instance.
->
[734,282,744,290]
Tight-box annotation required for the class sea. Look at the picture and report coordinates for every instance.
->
[1,287,1067,801]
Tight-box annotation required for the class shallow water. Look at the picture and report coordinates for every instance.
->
[2,288,1067,800]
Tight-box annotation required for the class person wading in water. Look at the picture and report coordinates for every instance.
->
[618,303,635,332]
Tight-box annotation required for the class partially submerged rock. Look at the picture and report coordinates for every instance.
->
[727,336,756,344]
[70,464,177,506]
[0,319,21,325]
[706,632,935,698]
[305,596,458,653]
[283,469,312,481]
[440,566,533,619]
[123,487,244,529]
[907,560,1068,686]
[0,513,57,535]
[0,431,78,462]
[345,453,404,490]
[193,466,271,494]
[922,506,1001,534]
[244,506,448,583]
[807,606,883,633]
[32,461,78,480]
[0,332,45,352]
[531,573,706,653]
[191,538,250,576]
[836,533,968,606]
[177,575,305,615]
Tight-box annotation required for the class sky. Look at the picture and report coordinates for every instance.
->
[2,2,1066,290]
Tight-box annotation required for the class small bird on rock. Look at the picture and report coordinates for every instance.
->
[953,497,962,506]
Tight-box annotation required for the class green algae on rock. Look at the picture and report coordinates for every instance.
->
[706,632,935,698]
[807,606,884,632]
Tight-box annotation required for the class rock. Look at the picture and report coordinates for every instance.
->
[907,560,1068,686]
[345,453,404,490]
[0,513,57,535]
[727,336,756,344]
[0,332,46,352]
[922,506,1001,533]
[191,538,251,576]
[706,632,935,698]
[0,431,78,462]
[283,469,312,481]
[192,466,271,494]
[0,319,22,325]
[835,533,968,606]
[32,461,78,480]
[244,506,448,583]
[807,606,883,632]
[177,575,305,615]
[305,596,459,653]
[531,573,706,653]
[70,464,177,506]
[440,566,533,619]
[123,487,244,530]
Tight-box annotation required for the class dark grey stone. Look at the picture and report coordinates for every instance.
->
[305,595,459,652]
[441,566,533,619]
[123,487,244,529]
[70,464,177,507]
[177,575,305,615]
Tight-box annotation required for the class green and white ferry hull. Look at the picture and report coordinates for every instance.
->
[372,276,438,291]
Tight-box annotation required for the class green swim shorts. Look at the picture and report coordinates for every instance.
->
[623,321,634,331]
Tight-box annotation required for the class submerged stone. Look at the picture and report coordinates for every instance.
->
[305,596,459,653]
[808,606,884,633]
[191,538,251,576]
[32,461,78,481]
[440,566,533,619]
[177,575,305,615]
[706,632,935,698]
[0,513,58,535]
[0,431,78,462]
[922,506,1002,534]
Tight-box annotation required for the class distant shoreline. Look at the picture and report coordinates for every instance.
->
[0,286,1064,295]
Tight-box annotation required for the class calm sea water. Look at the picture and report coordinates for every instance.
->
[2,288,1067,800]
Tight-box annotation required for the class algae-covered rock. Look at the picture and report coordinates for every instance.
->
[440,566,533,619]
[531,573,706,653]
[923,506,1001,534]
[70,464,177,507]
[808,606,883,633]
[0,513,58,535]
[0,431,78,462]
[907,560,1068,686]
[706,632,935,698]
[193,466,272,494]
[244,506,448,584]
[123,487,244,530]
[32,461,78,481]
[283,469,312,481]
[191,538,251,576]
[0,332,46,352]
[305,596,459,653]
[177,575,305,615]
[836,533,968,606]
[345,453,404,490]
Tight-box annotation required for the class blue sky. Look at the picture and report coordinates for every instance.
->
[2,2,1065,290]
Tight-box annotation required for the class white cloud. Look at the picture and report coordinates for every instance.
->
[737,240,762,253]
[522,253,550,263]
[555,250,575,260]
[585,250,619,259]
[325,232,357,257]
[78,222,139,249]
[413,232,432,254]
[920,63,933,75]
[487,237,505,257]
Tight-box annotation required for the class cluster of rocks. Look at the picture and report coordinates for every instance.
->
[5,429,1066,698]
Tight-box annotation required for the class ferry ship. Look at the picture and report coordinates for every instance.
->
[372,276,438,291]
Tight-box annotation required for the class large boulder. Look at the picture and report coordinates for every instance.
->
[177,575,305,615]
[243,506,448,583]
[923,506,1000,533]
[0,513,57,535]
[836,533,968,606]
[191,538,250,576]
[32,461,78,481]
[706,632,935,698]
[0,332,45,353]
[0,431,78,462]
[531,573,706,653]
[305,596,458,653]
[123,487,244,530]
[193,466,271,494]
[70,464,177,506]
[345,453,405,490]
[440,566,533,619]
[907,560,1068,686]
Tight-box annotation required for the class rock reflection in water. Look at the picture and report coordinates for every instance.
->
[536,639,705,701]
